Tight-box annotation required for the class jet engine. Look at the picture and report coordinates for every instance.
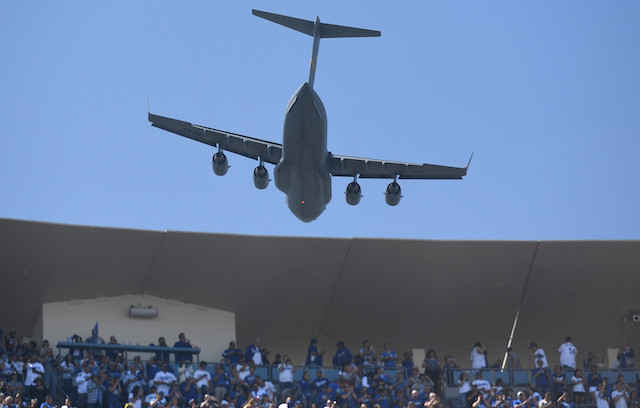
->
[212,151,229,176]
[253,164,270,189]
[345,181,362,206]
[384,181,402,206]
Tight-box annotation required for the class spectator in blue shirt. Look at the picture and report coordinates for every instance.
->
[341,382,358,408]
[154,337,171,364]
[586,366,602,393]
[316,384,335,406]
[173,333,193,364]
[305,339,324,367]
[39,395,55,408]
[223,342,244,366]
[621,342,635,368]
[401,353,414,379]
[380,343,397,369]
[551,366,567,397]
[245,339,262,366]
[376,388,392,408]
[373,368,392,388]
[333,342,353,368]
[313,370,329,393]
[532,360,551,396]
[298,371,314,407]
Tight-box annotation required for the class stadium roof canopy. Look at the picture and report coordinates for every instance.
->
[2,217,639,367]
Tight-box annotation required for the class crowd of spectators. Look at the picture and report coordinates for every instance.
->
[456,338,637,408]
[0,329,637,408]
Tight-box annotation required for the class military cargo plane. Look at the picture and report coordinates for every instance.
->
[149,9,470,222]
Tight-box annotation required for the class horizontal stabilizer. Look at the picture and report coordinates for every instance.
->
[252,9,314,36]
[252,9,380,38]
[318,22,380,38]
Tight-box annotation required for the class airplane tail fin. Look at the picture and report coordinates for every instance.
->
[252,9,380,88]
[251,9,381,39]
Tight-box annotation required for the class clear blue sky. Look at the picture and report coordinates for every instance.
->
[2,1,639,240]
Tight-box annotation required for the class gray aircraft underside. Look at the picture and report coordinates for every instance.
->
[149,9,470,222]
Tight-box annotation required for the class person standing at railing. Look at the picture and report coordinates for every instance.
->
[85,324,105,359]
[505,348,521,370]
[470,343,486,370]
[155,338,171,365]
[305,339,324,367]
[174,333,194,365]
[401,353,414,379]
[105,336,123,362]
[223,342,244,367]
[442,356,458,387]
[245,340,262,366]
[528,344,548,368]
[422,349,441,395]
[558,337,577,371]
[333,342,353,368]
[359,341,377,373]
[380,343,397,369]
[620,342,635,369]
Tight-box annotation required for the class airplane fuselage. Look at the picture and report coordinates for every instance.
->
[274,82,331,222]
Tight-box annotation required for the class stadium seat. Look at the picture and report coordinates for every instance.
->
[324,368,341,382]
[512,370,531,386]
[256,365,270,380]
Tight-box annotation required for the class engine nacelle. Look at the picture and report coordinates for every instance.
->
[212,152,229,176]
[345,181,362,206]
[385,181,402,206]
[253,165,270,190]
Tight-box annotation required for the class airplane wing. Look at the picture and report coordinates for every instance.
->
[148,113,283,165]
[328,153,471,179]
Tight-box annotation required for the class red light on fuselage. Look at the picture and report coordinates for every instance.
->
[301,201,305,204]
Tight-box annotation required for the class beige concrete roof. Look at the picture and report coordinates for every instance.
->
[2,217,639,367]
